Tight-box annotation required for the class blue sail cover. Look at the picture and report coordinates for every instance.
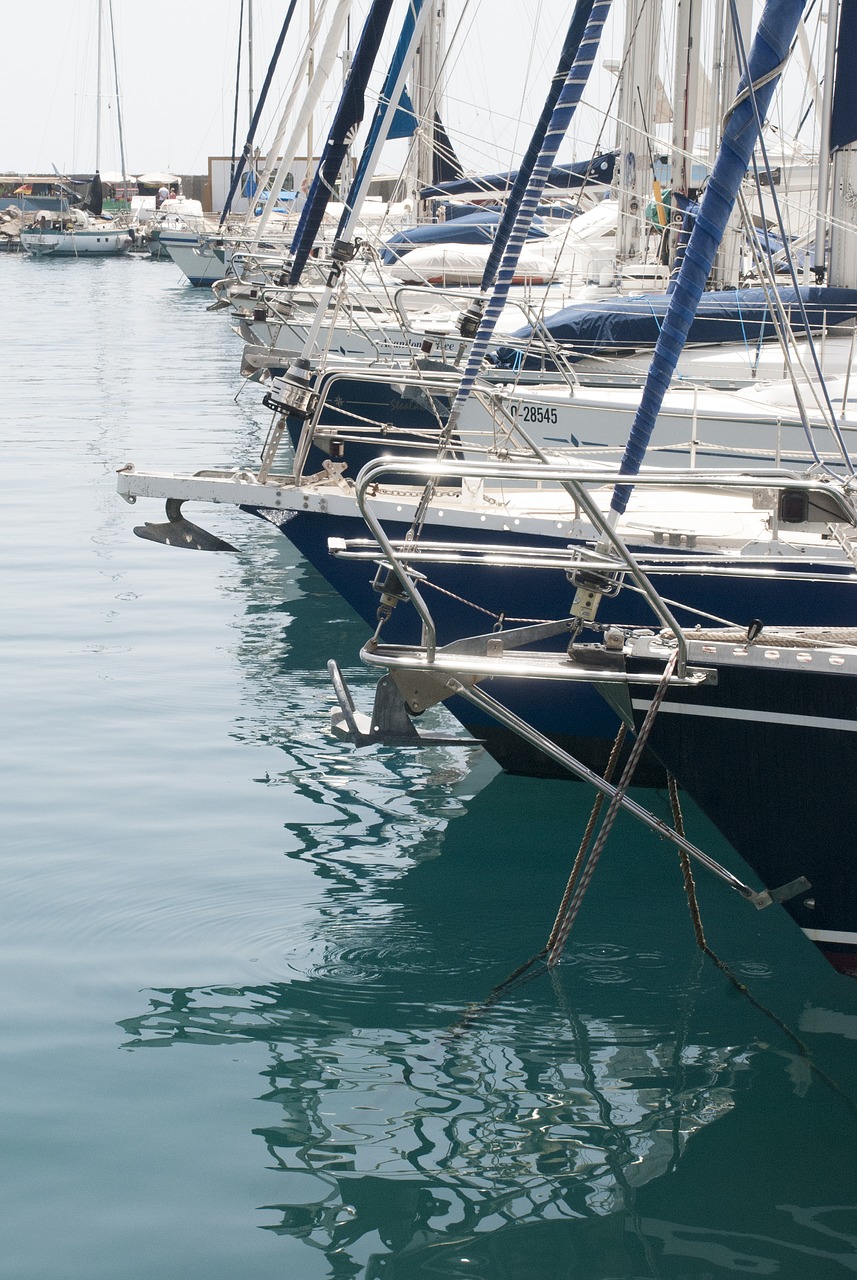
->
[611,0,809,517]
[831,2,857,152]
[288,0,396,285]
[492,285,857,368]
[381,209,549,263]
[219,0,299,226]
[342,0,424,227]
[432,110,463,184]
[419,151,616,199]
[388,85,417,139]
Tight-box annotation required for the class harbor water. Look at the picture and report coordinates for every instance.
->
[3,254,857,1279]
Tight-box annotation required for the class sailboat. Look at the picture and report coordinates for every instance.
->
[117,1,857,714]
[19,183,133,258]
[20,1,133,258]
[313,0,857,976]
[116,0,857,978]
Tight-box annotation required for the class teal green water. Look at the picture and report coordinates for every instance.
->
[2,255,856,1278]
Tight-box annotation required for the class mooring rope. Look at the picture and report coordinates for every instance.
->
[545,650,679,967]
[668,774,857,1115]
[442,722,630,1040]
[674,626,857,648]
[545,724,628,955]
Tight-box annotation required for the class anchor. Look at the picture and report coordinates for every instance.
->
[134,498,238,552]
[328,661,481,749]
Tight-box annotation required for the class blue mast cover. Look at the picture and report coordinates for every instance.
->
[381,209,549,263]
[418,152,616,199]
[289,0,397,284]
[830,2,857,152]
[388,85,417,140]
[493,285,857,367]
[340,0,424,235]
[611,0,808,517]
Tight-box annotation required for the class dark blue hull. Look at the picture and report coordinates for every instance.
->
[245,503,857,783]
[626,650,857,976]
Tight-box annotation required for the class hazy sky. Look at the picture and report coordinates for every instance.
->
[0,1,815,180]
[0,2,601,178]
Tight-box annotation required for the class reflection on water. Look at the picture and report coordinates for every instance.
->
[119,760,857,1278]
[122,977,745,1277]
[120,973,857,1276]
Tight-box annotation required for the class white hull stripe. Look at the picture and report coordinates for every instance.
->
[631,699,857,733]
[802,927,857,946]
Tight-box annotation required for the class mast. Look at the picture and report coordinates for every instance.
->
[248,0,255,126]
[407,0,446,209]
[250,0,353,244]
[339,14,354,194]
[307,0,316,187]
[219,2,300,226]
[669,0,701,266]
[826,0,857,288]
[711,0,752,288]
[814,0,841,281]
[107,0,129,203]
[615,0,664,273]
[95,0,103,172]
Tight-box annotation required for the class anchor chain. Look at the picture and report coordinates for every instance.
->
[545,725,628,956]
[546,649,679,967]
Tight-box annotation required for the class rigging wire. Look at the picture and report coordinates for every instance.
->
[727,0,854,474]
[230,0,246,189]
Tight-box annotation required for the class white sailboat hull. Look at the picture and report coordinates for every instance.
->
[20,228,132,257]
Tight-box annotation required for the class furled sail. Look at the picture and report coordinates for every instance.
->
[830,0,857,152]
[419,152,616,200]
[288,0,397,285]
[85,172,103,218]
[431,110,463,184]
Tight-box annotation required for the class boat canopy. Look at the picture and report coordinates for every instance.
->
[492,285,857,368]
[382,209,549,263]
[418,151,617,199]
[136,172,180,187]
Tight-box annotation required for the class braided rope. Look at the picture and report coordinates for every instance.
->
[546,724,628,954]
[672,626,857,648]
[546,650,679,966]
